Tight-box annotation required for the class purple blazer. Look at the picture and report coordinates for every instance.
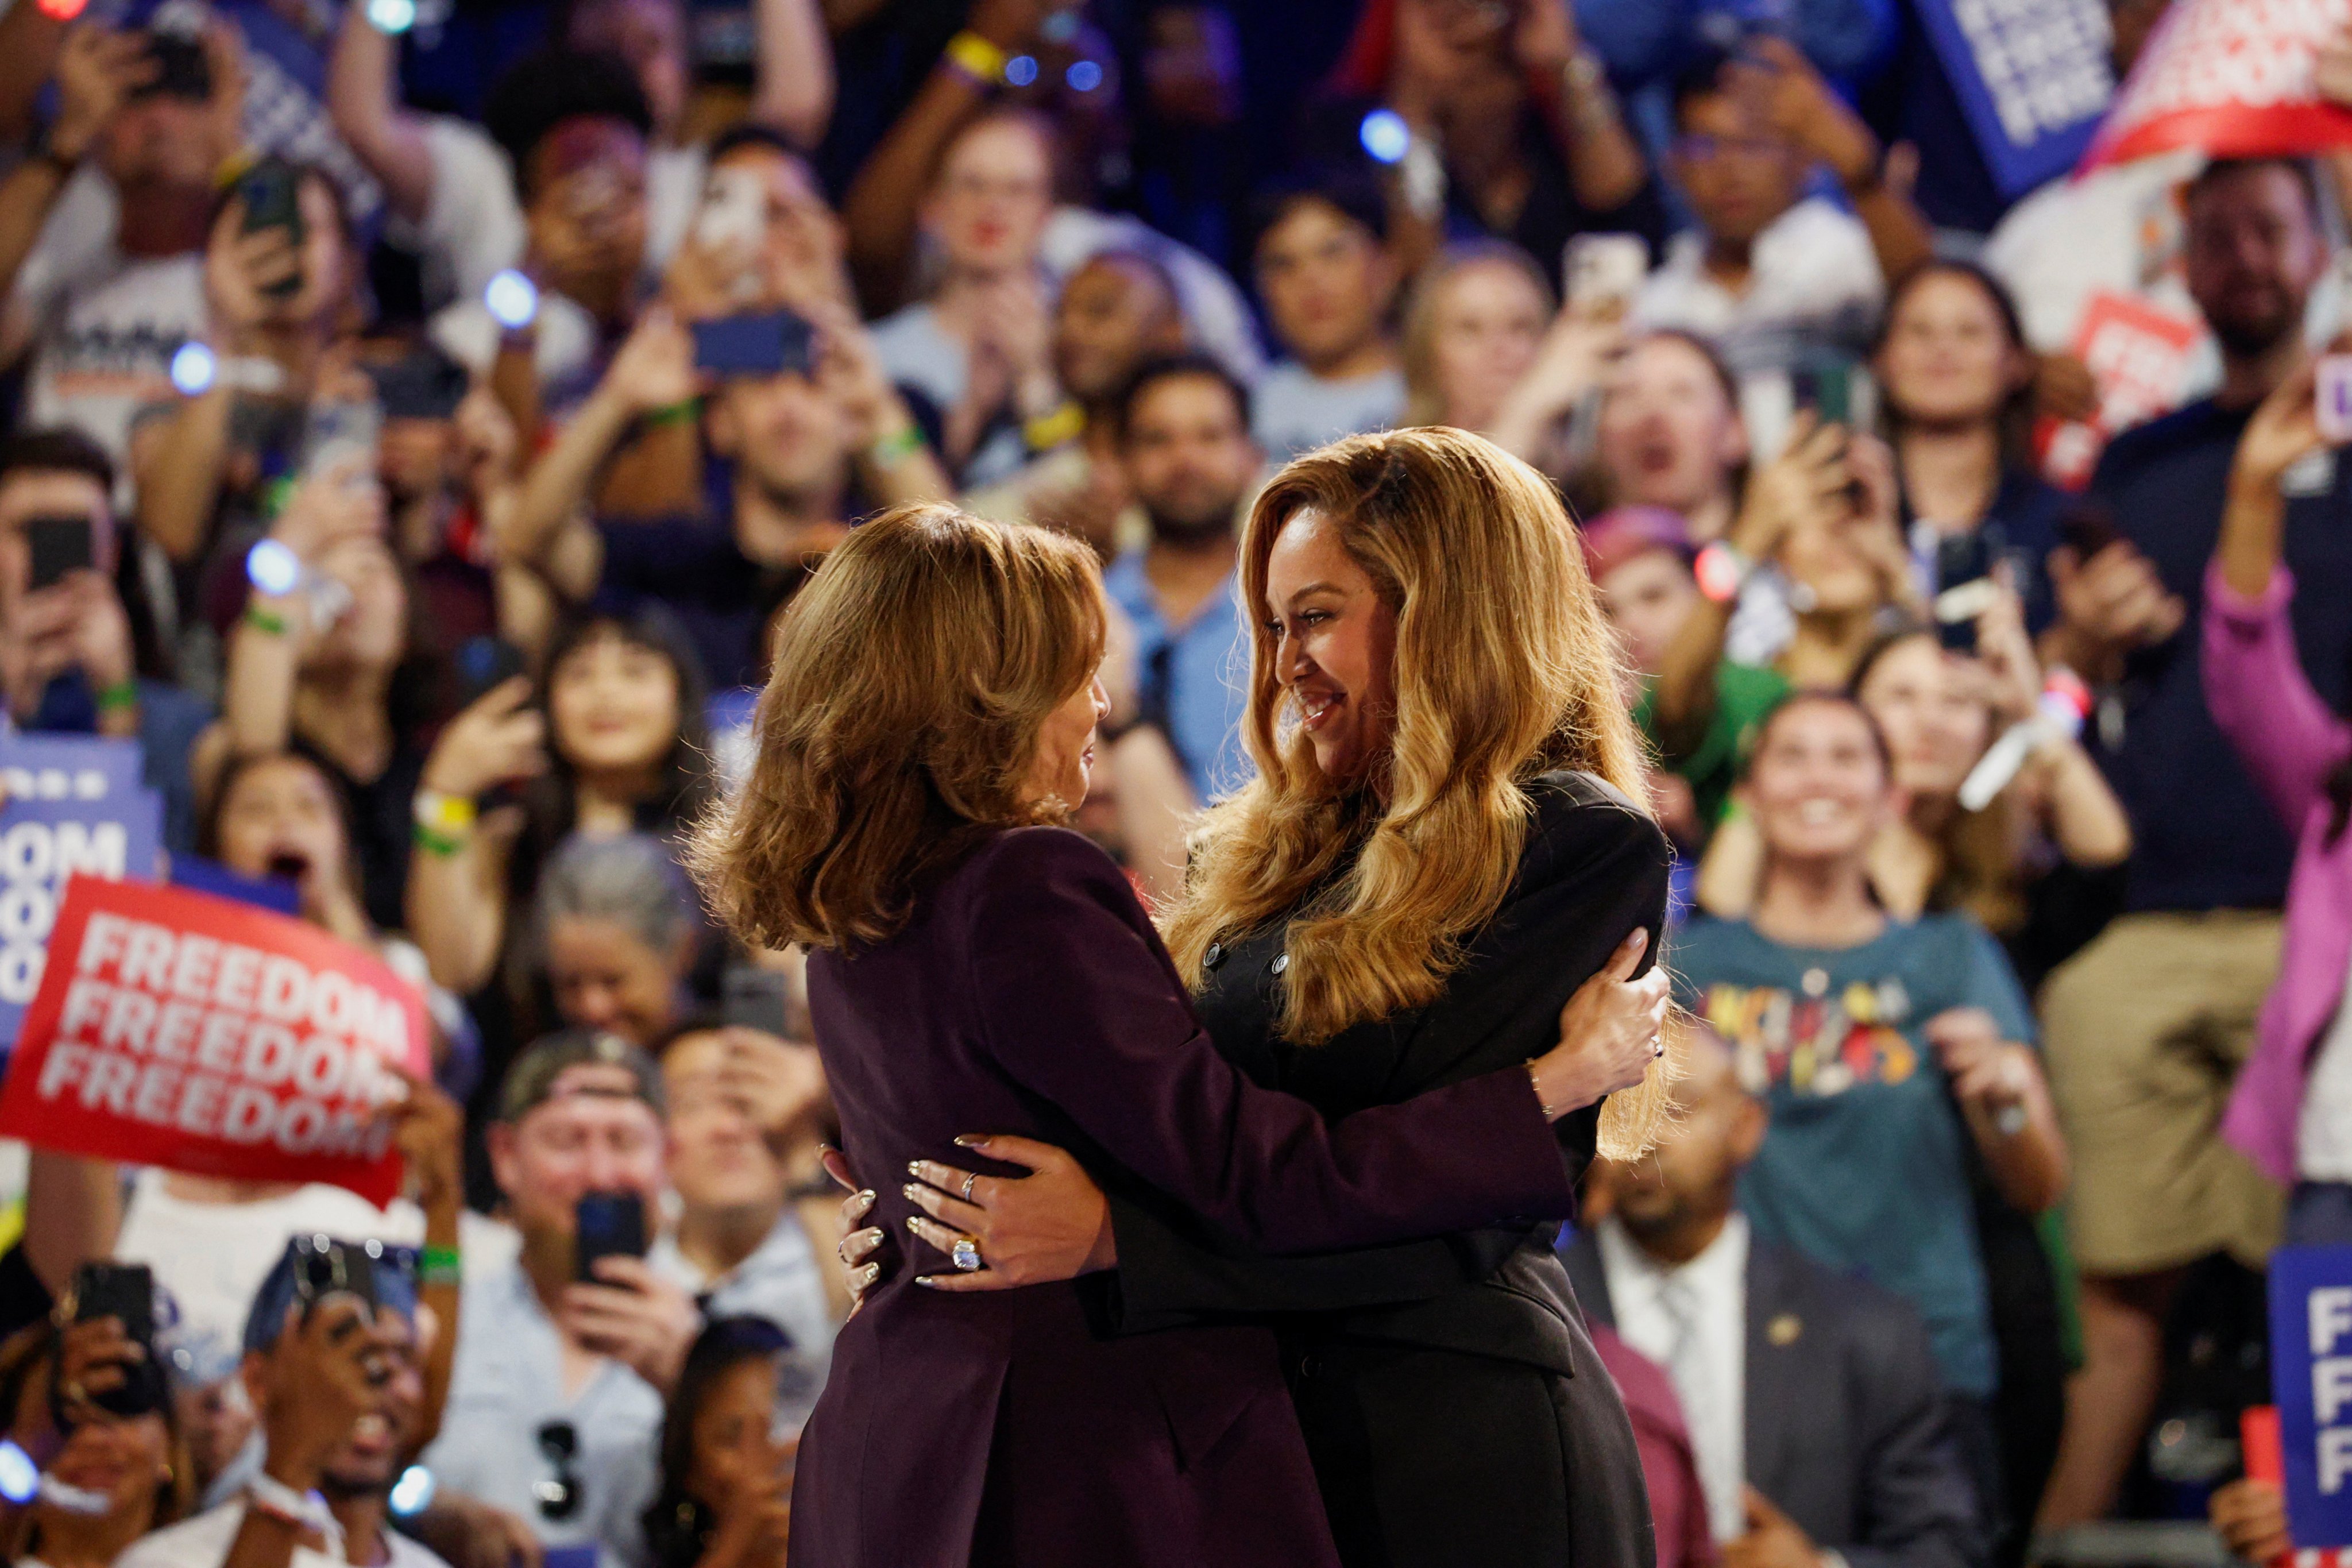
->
[2204,562,2352,1184]
[791,827,1584,1568]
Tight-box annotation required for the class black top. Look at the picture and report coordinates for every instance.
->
[1109,771,1669,1326]
[2088,399,2352,912]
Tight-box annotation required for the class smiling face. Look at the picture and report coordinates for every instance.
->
[1876,269,2026,430]
[1741,697,1894,866]
[1022,673,1110,812]
[314,1310,422,1497]
[1595,335,1747,523]
[925,115,1055,279]
[42,1407,170,1526]
[546,915,683,1046]
[684,1353,783,1510]
[1853,633,1992,800]
[550,628,683,776]
[1424,257,1550,432]
[1262,507,1399,789]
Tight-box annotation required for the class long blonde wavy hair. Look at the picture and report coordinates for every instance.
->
[1162,428,1669,1157]
[686,504,1106,951]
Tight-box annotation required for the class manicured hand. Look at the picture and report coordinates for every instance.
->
[901,1134,1112,1291]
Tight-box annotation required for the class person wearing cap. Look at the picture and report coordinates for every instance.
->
[115,1239,445,1568]
[416,1029,694,1568]
[1584,504,1788,845]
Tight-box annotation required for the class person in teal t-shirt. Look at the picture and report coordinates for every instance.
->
[1669,692,2067,1410]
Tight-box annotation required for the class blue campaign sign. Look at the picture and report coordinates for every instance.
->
[0,736,163,1049]
[2270,1246,2352,1546]
[1913,0,2115,199]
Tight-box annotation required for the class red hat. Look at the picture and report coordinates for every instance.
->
[1579,506,1697,583]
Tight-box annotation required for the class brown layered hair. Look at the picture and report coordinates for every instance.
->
[688,505,1107,951]
[1161,428,1667,1157]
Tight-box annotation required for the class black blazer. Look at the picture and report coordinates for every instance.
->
[1102,771,1673,1568]
[1561,1231,1986,1568]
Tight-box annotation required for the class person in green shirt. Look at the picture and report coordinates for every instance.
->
[1582,505,1787,845]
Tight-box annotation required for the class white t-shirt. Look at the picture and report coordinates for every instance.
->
[9,169,205,471]
[113,1168,423,1353]
[1249,360,1404,461]
[117,1497,451,1568]
[1634,195,1883,369]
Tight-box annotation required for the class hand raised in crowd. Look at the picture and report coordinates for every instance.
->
[899,1135,1115,1292]
[965,0,1064,51]
[1511,0,1582,75]
[271,451,386,561]
[255,1294,391,1491]
[38,1311,148,1442]
[49,26,158,164]
[4,570,134,716]
[1732,34,1880,191]
[1923,1007,2033,1119]
[699,1438,795,1568]
[420,675,547,798]
[454,385,523,513]
[561,1256,702,1394]
[2231,354,2330,497]
[970,273,1059,412]
[1541,927,1672,1113]
[1971,579,2044,725]
[1729,412,1849,562]
[716,1026,829,1144]
[1489,306,1625,456]
[384,1062,465,1219]
[804,298,912,448]
[821,1147,885,1317]
[1721,1486,1824,1568]
[2211,1477,2292,1565]
[1838,432,1922,611]
[600,306,701,417]
[2045,538,2184,680]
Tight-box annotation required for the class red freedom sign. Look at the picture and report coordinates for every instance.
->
[2079,0,2352,174]
[0,878,428,1206]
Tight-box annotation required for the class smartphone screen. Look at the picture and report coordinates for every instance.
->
[575,1191,648,1281]
[692,311,816,379]
[238,159,307,300]
[70,1262,154,1344]
[1933,531,1998,655]
[723,964,791,1037]
[25,513,94,592]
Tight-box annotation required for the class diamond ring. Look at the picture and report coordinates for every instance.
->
[951,1236,983,1273]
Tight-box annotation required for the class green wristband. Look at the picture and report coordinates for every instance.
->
[94,680,138,715]
[412,821,465,859]
[643,399,700,427]
[418,1246,462,1287]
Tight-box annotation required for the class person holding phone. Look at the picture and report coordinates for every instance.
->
[0,428,211,853]
[421,1032,694,1568]
[636,1318,797,1568]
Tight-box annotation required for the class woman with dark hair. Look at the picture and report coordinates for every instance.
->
[642,1318,797,1568]
[404,601,714,1006]
[0,1306,192,1568]
[1873,260,2071,634]
[694,478,1671,1567]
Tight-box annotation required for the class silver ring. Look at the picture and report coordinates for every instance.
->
[960,1171,978,1203]
[951,1236,983,1273]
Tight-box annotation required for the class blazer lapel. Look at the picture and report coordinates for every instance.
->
[1744,1243,1799,1497]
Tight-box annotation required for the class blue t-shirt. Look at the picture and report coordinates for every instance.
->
[1671,912,2038,1397]
[2089,399,2352,913]
[1102,549,1252,804]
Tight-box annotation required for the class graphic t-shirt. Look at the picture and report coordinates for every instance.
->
[1671,912,2039,1396]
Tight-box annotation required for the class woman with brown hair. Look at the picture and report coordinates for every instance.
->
[689,489,1669,1567]
[872,427,1674,1566]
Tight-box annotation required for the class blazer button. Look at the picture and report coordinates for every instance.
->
[1204,941,1224,969]
[1271,953,1290,975]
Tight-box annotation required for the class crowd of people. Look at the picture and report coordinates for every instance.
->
[0,0,2335,1562]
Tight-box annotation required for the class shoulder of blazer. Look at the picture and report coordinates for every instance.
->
[1517,770,1673,891]
[1750,1241,1937,1376]
[947,825,1150,930]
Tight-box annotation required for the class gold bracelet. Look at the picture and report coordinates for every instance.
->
[1526,1059,1565,1119]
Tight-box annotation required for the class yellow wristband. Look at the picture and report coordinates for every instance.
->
[943,29,1007,86]
[1023,401,1084,452]
[412,789,478,834]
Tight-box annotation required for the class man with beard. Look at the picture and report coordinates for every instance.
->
[119,1241,455,1568]
[1102,353,1263,803]
[2034,156,2352,1529]
[1562,1022,1979,1568]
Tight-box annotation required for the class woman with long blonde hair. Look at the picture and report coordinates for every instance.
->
[886,428,1674,1567]
[691,499,1669,1567]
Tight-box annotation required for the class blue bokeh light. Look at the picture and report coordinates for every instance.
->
[1065,59,1103,92]
[1360,109,1411,165]
[1005,54,1039,87]
[388,1465,435,1517]
[246,539,302,597]
[485,269,538,330]
[169,342,216,396]
[0,1442,34,1506]
[366,0,416,31]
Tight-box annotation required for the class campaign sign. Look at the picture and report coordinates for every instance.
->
[0,878,429,1206]
[1914,0,2111,199]
[2080,0,2352,175]
[2269,1246,2352,1546]
[0,736,163,1048]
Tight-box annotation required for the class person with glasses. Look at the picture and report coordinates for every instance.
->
[1634,37,1926,396]
[416,1031,697,1568]
[115,1241,439,1568]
